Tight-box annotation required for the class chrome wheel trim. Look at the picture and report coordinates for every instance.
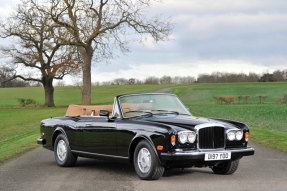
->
[57,140,67,162]
[137,148,151,173]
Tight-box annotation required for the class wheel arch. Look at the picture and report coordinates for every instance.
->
[128,135,162,164]
[52,127,68,149]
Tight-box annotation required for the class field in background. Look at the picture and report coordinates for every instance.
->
[173,82,287,153]
[0,82,286,164]
[0,84,173,107]
[173,82,287,132]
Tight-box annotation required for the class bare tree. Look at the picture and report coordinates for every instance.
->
[0,0,80,106]
[273,69,286,81]
[0,66,30,87]
[36,0,172,105]
[128,78,135,85]
[160,75,172,84]
[113,78,128,85]
[144,76,159,84]
[0,66,15,87]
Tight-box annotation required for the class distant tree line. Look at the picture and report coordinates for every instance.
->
[1,67,287,87]
[197,69,287,83]
[96,75,196,86]
[96,69,287,85]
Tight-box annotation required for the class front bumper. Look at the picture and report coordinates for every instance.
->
[160,146,255,162]
[37,137,46,145]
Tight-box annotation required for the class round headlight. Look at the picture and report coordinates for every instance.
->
[236,131,243,140]
[227,131,235,141]
[178,133,187,144]
[187,132,196,143]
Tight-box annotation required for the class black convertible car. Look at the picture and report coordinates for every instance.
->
[37,93,254,180]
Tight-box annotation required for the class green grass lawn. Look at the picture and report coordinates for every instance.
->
[0,84,174,107]
[173,82,287,153]
[0,82,286,164]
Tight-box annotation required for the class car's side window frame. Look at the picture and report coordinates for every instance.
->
[112,97,121,118]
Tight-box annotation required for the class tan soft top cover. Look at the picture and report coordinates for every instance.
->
[65,104,113,117]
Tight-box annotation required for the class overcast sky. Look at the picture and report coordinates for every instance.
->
[1,0,287,84]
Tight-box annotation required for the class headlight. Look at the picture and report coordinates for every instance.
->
[236,131,243,140]
[178,131,196,144]
[227,131,235,141]
[227,130,243,141]
[187,131,196,143]
[178,132,187,144]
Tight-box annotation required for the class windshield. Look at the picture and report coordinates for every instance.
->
[119,94,191,118]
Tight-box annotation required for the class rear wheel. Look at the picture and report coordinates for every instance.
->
[54,134,77,167]
[133,140,164,180]
[211,159,239,175]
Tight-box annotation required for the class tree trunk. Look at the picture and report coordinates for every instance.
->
[42,76,55,107]
[78,46,93,105]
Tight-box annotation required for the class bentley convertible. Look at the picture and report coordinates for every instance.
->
[37,93,254,180]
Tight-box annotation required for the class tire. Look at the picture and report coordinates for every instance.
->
[133,140,164,180]
[54,134,77,167]
[211,159,239,175]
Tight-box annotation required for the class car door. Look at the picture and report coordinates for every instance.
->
[77,116,117,156]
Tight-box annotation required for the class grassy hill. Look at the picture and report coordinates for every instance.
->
[0,82,286,164]
[173,82,287,132]
[0,84,174,107]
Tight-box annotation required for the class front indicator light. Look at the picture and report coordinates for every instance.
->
[157,145,163,151]
[171,135,176,146]
[245,132,250,141]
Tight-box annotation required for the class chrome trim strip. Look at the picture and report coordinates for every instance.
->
[194,123,225,130]
[71,150,129,160]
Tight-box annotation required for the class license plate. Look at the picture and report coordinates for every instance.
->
[204,152,231,161]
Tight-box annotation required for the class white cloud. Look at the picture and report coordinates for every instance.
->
[1,0,287,86]
[157,0,287,14]
[0,0,17,17]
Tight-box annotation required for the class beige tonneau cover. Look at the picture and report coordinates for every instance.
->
[65,104,113,117]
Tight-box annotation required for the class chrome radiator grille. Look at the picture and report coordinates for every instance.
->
[198,126,225,149]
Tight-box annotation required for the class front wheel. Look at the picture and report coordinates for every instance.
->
[54,134,77,167]
[133,140,164,180]
[211,159,239,175]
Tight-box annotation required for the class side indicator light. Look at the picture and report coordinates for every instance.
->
[171,135,176,146]
[245,132,250,141]
[157,145,163,151]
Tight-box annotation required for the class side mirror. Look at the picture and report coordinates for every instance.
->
[99,110,109,117]
[99,110,116,122]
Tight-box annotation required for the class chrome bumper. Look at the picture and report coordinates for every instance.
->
[37,137,46,145]
[160,147,255,161]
